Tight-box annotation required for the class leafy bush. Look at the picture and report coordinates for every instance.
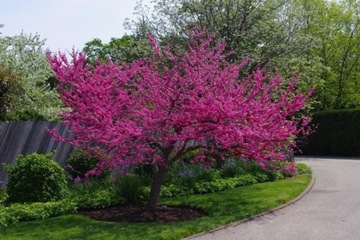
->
[114,174,145,204]
[0,200,77,227]
[252,172,271,183]
[5,152,68,203]
[165,161,220,188]
[158,173,258,198]
[68,178,124,209]
[158,157,297,198]
[159,184,191,198]
[194,166,220,182]
[0,188,7,204]
[220,158,245,178]
[192,175,252,194]
[66,148,105,180]
[7,109,47,121]
[228,159,283,181]
[296,163,312,175]
[301,109,360,156]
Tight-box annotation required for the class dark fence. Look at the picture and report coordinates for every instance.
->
[0,121,74,188]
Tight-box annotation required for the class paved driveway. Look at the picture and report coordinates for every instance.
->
[188,157,360,240]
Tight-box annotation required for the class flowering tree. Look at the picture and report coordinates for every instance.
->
[0,27,62,120]
[48,28,312,210]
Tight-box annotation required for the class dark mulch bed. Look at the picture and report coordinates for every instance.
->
[79,205,207,223]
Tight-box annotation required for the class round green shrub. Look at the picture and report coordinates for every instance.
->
[5,152,68,203]
[66,148,101,180]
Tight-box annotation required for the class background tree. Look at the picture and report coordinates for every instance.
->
[129,0,360,110]
[83,35,152,65]
[48,28,311,210]
[0,65,21,121]
[128,0,324,79]
[310,0,360,109]
[0,25,62,120]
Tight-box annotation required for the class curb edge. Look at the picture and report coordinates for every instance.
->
[184,174,316,239]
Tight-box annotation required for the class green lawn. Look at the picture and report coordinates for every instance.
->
[0,174,311,240]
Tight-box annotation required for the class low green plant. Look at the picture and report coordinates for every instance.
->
[296,163,312,175]
[0,174,312,239]
[227,159,284,182]
[194,166,220,182]
[157,173,258,198]
[252,172,270,183]
[165,161,220,188]
[4,152,68,203]
[0,188,7,204]
[68,178,123,209]
[158,184,191,198]
[0,200,77,227]
[114,174,145,204]
[220,158,244,178]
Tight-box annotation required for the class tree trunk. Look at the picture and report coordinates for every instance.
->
[147,165,168,210]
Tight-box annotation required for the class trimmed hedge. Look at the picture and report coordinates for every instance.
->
[300,109,360,156]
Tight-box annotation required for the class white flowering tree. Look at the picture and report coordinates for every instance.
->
[0,24,62,121]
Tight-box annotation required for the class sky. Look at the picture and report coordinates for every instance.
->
[0,0,153,52]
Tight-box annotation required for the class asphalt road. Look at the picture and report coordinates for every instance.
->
[187,157,360,240]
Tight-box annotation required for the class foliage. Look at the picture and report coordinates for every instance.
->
[193,174,258,194]
[83,35,152,65]
[66,148,103,180]
[301,109,360,156]
[48,28,311,209]
[4,152,68,203]
[157,159,305,198]
[220,158,245,178]
[129,0,325,92]
[113,174,146,204]
[0,175,311,239]
[68,179,124,209]
[0,26,62,120]
[296,163,312,175]
[218,158,289,182]
[165,161,219,188]
[0,160,312,228]
[0,64,21,120]
[0,200,77,227]
[0,188,7,204]
[130,0,360,110]
[8,109,47,121]
[309,0,360,109]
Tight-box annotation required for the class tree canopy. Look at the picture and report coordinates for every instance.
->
[48,28,311,209]
[82,35,152,65]
[0,25,62,121]
[127,0,360,110]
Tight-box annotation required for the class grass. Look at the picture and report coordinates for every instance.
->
[0,174,311,240]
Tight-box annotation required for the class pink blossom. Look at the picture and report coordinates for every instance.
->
[47,27,312,208]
